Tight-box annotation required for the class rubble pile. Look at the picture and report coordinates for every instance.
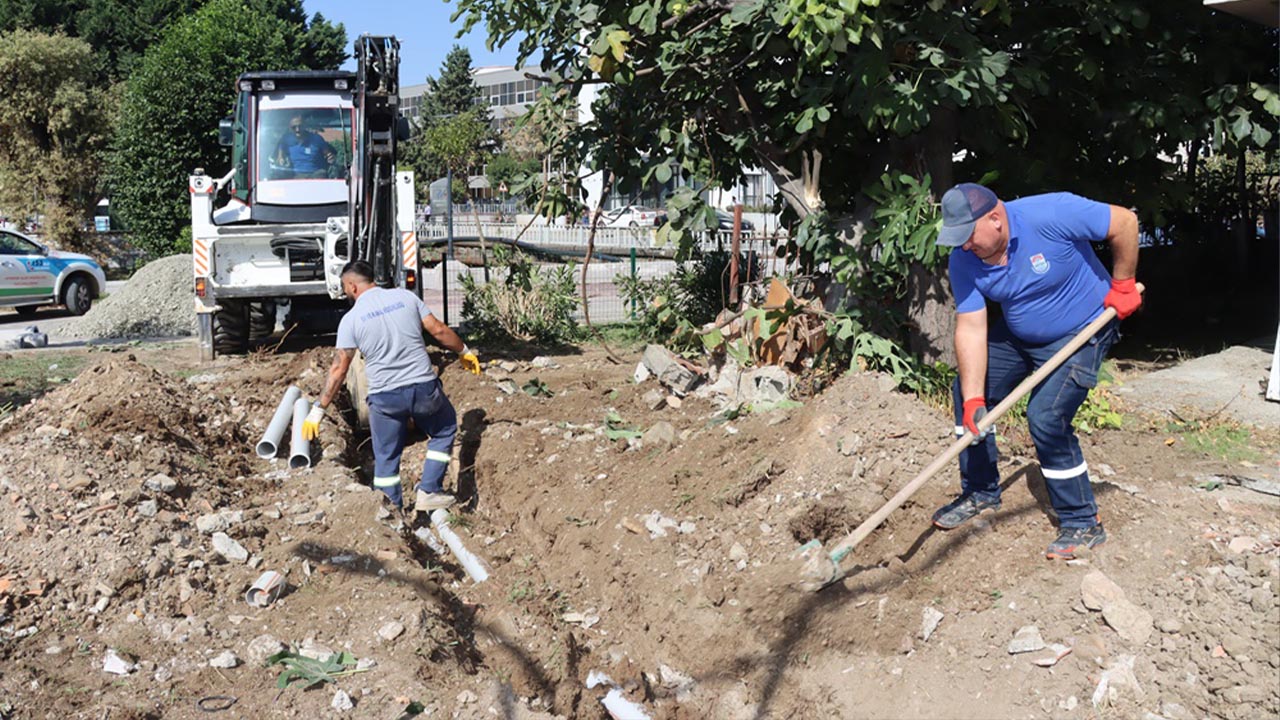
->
[72,254,196,339]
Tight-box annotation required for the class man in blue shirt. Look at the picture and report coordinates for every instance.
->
[301,261,481,512]
[275,114,336,179]
[933,183,1142,560]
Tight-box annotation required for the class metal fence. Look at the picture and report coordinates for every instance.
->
[416,221,788,326]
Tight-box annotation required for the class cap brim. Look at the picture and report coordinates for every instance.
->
[936,221,975,247]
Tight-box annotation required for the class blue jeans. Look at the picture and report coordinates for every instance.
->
[953,317,1119,528]
[367,380,457,507]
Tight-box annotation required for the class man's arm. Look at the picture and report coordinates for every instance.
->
[1105,205,1139,280]
[955,308,988,402]
[318,348,356,408]
[422,314,465,353]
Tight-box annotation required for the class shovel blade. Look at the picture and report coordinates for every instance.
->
[794,539,840,592]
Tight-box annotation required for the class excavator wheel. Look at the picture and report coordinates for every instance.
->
[213,300,249,355]
[247,301,277,342]
[345,350,370,429]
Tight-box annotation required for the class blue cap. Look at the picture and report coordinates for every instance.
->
[937,183,998,247]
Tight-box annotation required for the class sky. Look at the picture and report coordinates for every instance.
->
[303,0,522,86]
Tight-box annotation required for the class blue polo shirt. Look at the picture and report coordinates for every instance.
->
[277,131,331,173]
[949,193,1112,344]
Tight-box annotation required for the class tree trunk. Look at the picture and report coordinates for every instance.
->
[905,262,956,366]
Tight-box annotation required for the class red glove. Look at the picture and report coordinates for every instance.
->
[1104,277,1142,319]
[962,396,988,439]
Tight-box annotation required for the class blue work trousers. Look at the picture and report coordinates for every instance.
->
[953,317,1119,528]
[367,379,457,507]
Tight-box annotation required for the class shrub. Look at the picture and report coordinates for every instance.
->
[460,245,578,343]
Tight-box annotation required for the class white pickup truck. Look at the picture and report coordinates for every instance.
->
[0,229,107,316]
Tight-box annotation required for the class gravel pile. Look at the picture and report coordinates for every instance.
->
[72,254,195,339]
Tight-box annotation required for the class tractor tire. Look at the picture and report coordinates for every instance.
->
[63,277,92,315]
[248,301,277,342]
[345,351,370,429]
[213,300,249,355]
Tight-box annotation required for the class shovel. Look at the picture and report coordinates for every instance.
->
[796,294,1139,592]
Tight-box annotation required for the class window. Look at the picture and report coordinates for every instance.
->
[0,232,39,255]
[258,107,352,182]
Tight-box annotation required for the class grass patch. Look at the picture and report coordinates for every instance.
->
[0,351,88,410]
[585,322,651,350]
[1165,419,1264,464]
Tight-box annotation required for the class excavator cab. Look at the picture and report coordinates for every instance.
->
[215,71,356,225]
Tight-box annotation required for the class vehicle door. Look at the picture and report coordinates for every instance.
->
[0,232,56,305]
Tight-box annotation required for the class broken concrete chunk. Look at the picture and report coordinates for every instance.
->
[195,510,243,535]
[642,345,700,395]
[659,664,697,702]
[641,421,676,449]
[331,689,354,712]
[103,649,135,675]
[211,532,249,563]
[377,621,405,642]
[1228,536,1260,554]
[1032,643,1073,667]
[209,650,239,668]
[246,635,285,666]
[1008,625,1047,654]
[1081,570,1126,611]
[144,473,178,494]
[633,361,651,384]
[743,366,791,404]
[642,389,667,411]
[1091,654,1144,707]
[1102,598,1153,645]
[920,607,944,642]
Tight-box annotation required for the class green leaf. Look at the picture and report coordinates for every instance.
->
[796,111,813,134]
[655,163,672,183]
[1230,110,1252,141]
[701,328,724,350]
[1251,123,1272,147]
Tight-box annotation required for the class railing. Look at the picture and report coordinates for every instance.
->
[417,221,781,254]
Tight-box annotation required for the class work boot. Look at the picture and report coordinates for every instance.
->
[931,494,1001,530]
[415,490,455,513]
[1045,524,1106,560]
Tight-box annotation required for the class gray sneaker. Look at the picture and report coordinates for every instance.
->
[931,494,1001,530]
[415,490,455,512]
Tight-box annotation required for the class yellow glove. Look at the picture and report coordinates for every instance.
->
[460,345,481,375]
[301,405,324,441]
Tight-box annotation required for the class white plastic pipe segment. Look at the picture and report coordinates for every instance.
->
[289,398,313,470]
[601,689,650,720]
[257,386,302,458]
[430,509,492,584]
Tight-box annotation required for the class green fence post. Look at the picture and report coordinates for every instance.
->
[629,247,638,320]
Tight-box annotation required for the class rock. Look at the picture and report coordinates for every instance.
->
[137,499,159,518]
[1157,617,1183,634]
[531,356,559,369]
[1008,625,1047,654]
[356,657,377,671]
[659,664,697,702]
[211,533,249,563]
[641,421,677,449]
[666,395,683,409]
[633,361,651,384]
[642,389,667,410]
[144,473,178,494]
[456,689,477,704]
[496,379,518,395]
[643,511,679,538]
[1159,702,1193,720]
[1032,643,1073,667]
[195,510,242,535]
[209,651,239,668]
[299,639,335,661]
[1081,570,1126,610]
[103,649,134,675]
[1091,654,1145,707]
[378,621,405,642]
[292,510,325,526]
[1219,685,1266,704]
[1228,536,1259,554]
[920,607,944,642]
[1102,598,1153,645]
[331,689,354,712]
[838,432,863,457]
[742,366,790,404]
[246,634,285,666]
[728,542,749,571]
[642,344,700,394]
[1220,633,1249,657]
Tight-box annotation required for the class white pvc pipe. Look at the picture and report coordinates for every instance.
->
[430,509,491,583]
[289,398,312,469]
[601,689,650,720]
[413,526,449,556]
[257,386,302,458]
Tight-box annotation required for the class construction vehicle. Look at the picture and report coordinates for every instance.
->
[189,34,419,361]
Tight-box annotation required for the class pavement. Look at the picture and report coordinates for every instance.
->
[1115,340,1280,430]
[0,280,126,349]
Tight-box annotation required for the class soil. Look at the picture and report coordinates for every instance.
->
[0,340,1277,720]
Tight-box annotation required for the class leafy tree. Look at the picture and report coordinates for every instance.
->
[0,29,113,249]
[403,45,492,187]
[106,0,307,256]
[486,151,538,197]
[456,0,1278,375]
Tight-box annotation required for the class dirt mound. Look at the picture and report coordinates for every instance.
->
[0,346,1276,719]
[72,254,195,339]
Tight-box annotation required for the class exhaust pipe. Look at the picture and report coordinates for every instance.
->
[257,386,301,458]
[289,397,313,470]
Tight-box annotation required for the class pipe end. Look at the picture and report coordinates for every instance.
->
[256,441,278,459]
[289,454,311,470]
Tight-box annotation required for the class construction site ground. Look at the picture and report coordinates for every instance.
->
[0,336,1277,720]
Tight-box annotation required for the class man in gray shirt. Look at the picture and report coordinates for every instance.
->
[302,260,481,510]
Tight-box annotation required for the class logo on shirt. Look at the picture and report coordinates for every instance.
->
[1029,253,1050,275]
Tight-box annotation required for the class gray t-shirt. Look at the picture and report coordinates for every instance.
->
[336,287,438,394]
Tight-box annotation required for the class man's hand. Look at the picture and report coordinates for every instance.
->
[962,396,989,442]
[1103,277,1142,319]
[460,346,481,375]
[301,405,324,441]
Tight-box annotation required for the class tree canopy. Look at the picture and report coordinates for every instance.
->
[402,45,493,190]
[107,0,342,256]
[0,29,113,249]
[456,0,1278,372]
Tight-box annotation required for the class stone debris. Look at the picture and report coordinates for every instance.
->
[211,532,249,563]
[378,621,405,642]
[209,650,239,668]
[72,254,196,338]
[1102,598,1154,645]
[641,421,677,449]
[456,689,477,704]
[143,473,178,494]
[196,510,243,535]
[1081,570,1126,611]
[102,649,134,675]
[331,689,354,712]
[246,635,285,666]
[1032,643,1073,667]
[643,511,682,538]
[641,344,701,395]
[563,610,601,629]
[729,542,749,571]
[919,607,944,642]
[1228,536,1259,554]
[1091,654,1144,707]
[1008,625,1047,654]
[642,389,667,410]
[658,663,697,702]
